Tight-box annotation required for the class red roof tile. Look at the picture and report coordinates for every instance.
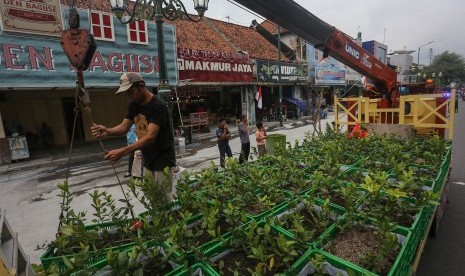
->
[260,19,289,35]
[68,0,289,62]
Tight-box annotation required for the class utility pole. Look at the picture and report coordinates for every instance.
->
[277,25,283,127]
[383,27,386,44]
[417,41,434,66]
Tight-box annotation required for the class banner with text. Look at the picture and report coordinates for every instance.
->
[314,66,346,85]
[256,60,308,83]
[0,8,178,88]
[177,48,253,82]
[0,0,63,36]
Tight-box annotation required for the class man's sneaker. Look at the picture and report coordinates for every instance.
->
[124,172,131,178]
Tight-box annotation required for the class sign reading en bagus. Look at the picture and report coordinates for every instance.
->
[0,8,178,89]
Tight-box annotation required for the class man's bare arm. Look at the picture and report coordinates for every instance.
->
[104,122,160,164]
[91,118,132,138]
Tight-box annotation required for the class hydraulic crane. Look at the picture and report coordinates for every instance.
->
[234,0,399,103]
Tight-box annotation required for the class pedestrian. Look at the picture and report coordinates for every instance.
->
[91,72,176,203]
[238,115,250,164]
[125,124,137,178]
[216,118,232,167]
[255,121,267,157]
[40,122,53,148]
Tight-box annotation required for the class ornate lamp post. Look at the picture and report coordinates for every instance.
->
[110,0,209,136]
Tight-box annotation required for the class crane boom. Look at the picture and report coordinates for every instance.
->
[234,0,397,93]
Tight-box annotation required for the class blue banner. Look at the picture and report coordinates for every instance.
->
[0,8,178,89]
[315,66,346,85]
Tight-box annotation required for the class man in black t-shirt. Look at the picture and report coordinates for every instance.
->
[91,72,176,203]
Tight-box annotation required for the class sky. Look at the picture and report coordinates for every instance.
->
[182,0,464,66]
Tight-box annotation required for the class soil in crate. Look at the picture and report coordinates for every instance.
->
[386,211,415,228]
[213,250,288,276]
[282,181,308,193]
[180,217,240,251]
[94,235,134,250]
[341,171,366,184]
[56,227,136,256]
[361,200,417,228]
[140,263,174,275]
[327,227,400,275]
[315,191,346,208]
[244,202,274,216]
[279,208,328,239]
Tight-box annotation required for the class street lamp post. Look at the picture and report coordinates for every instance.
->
[110,0,209,137]
[277,25,283,127]
[417,41,434,66]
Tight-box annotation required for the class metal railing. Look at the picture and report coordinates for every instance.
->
[334,88,456,140]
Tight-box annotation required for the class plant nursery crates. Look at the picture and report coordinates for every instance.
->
[40,219,136,272]
[316,218,413,276]
[165,262,219,276]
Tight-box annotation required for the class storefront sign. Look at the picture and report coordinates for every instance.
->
[0,0,63,36]
[177,48,253,82]
[315,66,346,85]
[256,60,308,83]
[0,8,178,88]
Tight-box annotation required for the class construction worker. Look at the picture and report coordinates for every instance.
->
[363,84,379,97]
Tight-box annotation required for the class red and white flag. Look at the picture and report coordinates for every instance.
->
[255,86,263,109]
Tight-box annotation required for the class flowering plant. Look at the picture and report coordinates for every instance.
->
[349,123,369,139]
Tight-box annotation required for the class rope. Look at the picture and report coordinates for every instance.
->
[57,79,135,235]
[77,84,136,220]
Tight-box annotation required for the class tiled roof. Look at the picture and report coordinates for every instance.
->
[260,19,289,35]
[66,0,288,62]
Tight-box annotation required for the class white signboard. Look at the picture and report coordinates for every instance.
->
[7,136,29,160]
[0,0,63,36]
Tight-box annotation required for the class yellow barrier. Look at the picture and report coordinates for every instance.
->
[334,88,456,140]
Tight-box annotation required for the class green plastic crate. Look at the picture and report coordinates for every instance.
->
[165,262,220,276]
[163,215,253,265]
[316,218,413,276]
[245,200,289,221]
[203,220,308,275]
[269,198,345,248]
[266,133,287,154]
[435,147,451,193]
[287,248,376,276]
[40,219,136,272]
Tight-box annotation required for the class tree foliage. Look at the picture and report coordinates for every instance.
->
[428,51,465,85]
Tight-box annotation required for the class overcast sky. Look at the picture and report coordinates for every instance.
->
[183,0,463,66]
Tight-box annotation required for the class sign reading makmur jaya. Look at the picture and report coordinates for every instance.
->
[177,48,254,83]
[0,0,63,36]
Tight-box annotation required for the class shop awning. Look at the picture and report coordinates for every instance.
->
[283,97,308,113]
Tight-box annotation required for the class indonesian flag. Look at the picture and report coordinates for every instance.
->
[255,86,263,109]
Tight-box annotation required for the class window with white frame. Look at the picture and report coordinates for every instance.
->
[127,20,148,45]
[90,11,114,41]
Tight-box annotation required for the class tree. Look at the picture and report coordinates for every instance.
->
[428,51,465,86]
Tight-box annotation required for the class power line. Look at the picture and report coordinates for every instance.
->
[225,0,311,46]
[226,0,267,22]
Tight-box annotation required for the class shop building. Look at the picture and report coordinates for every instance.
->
[0,2,178,164]
[0,0,308,163]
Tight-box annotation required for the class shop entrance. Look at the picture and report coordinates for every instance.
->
[62,98,85,142]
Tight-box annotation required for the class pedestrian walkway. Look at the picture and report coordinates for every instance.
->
[0,115,317,174]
